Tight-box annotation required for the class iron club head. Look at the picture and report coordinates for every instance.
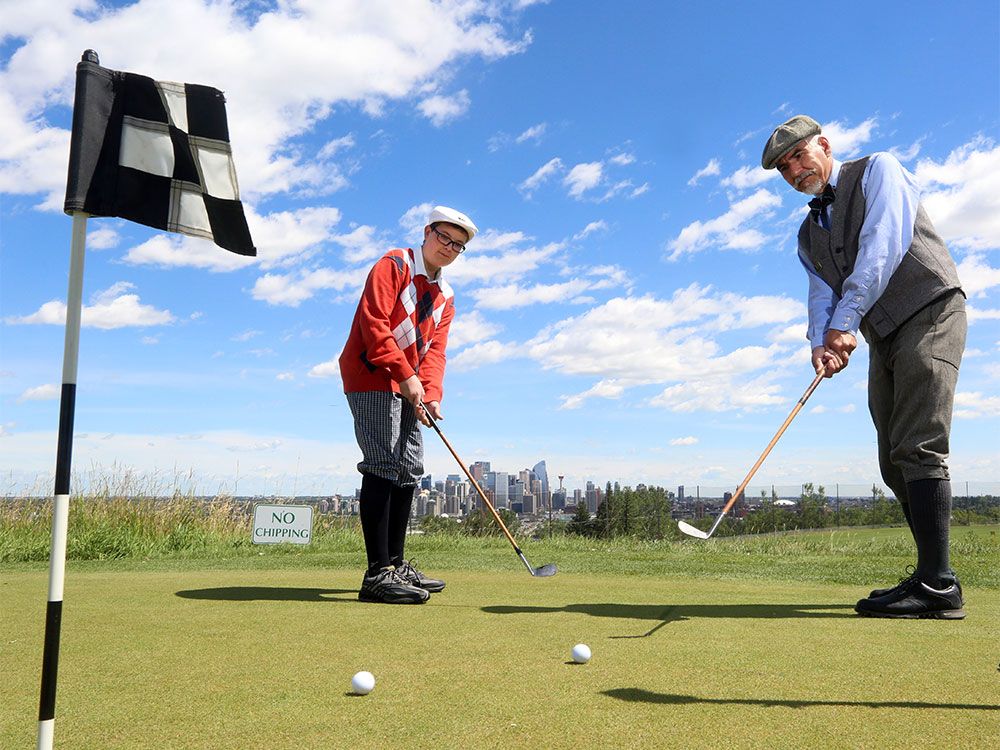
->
[677,520,711,540]
[531,563,558,577]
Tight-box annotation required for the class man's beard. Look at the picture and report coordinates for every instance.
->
[795,170,824,195]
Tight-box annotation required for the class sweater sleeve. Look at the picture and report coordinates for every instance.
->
[419,297,454,403]
[357,257,416,383]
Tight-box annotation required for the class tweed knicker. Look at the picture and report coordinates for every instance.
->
[863,290,966,500]
[346,391,424,486]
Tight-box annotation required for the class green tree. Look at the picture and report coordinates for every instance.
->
[567,502,593,537]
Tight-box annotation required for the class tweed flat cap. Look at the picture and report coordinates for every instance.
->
[761,115,821,169]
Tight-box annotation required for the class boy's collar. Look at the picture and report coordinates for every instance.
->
[411,245,440,282]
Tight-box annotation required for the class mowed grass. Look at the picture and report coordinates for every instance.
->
[2,527,999,749]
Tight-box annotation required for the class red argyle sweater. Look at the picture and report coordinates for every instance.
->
[339,247,455,403]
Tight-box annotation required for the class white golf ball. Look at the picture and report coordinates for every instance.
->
[571,643,591,664]
[351,671,375,695]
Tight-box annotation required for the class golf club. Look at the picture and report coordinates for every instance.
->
[678,371,825,540]
[421,405,557,577]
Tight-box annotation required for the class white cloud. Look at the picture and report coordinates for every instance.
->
[449,339,510,371]
[400,203,435,243]
[308,359,341,379]
[954,391,1000,418]
[670,436,699,446]
[232,330,262,342]
[87,227,120,250]
[276,372,295,381]
[821,117,877,157]
[417,89,471,127]
[667,188,782,260]
[917,137,1000,251]
[18,384,60,402]
[956,254,1000,298]
[649,375,786,413]
[515,122,546,144]
[608,153,635,166]
[447,310,503,348]
[889,137,924,163]
[518,157,563,196]
[446,241,564,285]
[573,220,608,240]
[470,278,596,310]
[688,158,721,186]
[559,379,625,410]
[721,165,778,191]
[251,265,369,307]
[527,285,805,411]
[5,282,175,329]
[563,161,604,198]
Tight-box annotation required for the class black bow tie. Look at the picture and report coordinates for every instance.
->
[808,183,836,214]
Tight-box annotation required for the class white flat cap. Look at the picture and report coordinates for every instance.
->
[428,205,478,241]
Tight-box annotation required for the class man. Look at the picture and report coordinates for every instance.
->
[762,115,967,619]
[339,205,478,604]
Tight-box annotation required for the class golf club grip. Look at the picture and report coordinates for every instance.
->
[423,411,521,550]
[720,371,825,516]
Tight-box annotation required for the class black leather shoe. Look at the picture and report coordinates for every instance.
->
[358,566,429,604]
[396,559,446,593]
[856,576,965,619]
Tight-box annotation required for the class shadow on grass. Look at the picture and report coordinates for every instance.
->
[603,687,1000,711]
[484,602,853,622]
[175,586,356,602]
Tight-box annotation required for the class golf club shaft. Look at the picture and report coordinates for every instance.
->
[706,371,825,536]
[421,408,526,558]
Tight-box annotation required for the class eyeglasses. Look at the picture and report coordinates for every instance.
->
[431,226,466,254]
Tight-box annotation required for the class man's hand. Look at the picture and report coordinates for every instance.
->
[811,346,842,378]
[824,329,857,369]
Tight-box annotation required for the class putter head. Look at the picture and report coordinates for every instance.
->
[532,563,558,577]
[677,520,711,540]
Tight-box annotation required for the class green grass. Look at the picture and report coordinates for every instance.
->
[3,520,998,748]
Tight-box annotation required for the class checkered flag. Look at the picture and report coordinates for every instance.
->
[64,51,255,255]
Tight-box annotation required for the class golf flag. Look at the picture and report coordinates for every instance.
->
[63,53,256,255]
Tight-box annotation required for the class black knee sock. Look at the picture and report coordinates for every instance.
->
[359,473,394,573]
[388,484,415,566]
[906,478,952,587]
[899,500,914,535]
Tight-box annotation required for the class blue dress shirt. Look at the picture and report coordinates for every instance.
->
[798,153,921,348]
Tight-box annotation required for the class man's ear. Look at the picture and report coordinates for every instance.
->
[817,135,832,156]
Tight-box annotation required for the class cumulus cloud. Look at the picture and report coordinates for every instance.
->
[667,189,782,260]
[518,157,564,196]
[515,122,546,144]
[669,436,699,446]
[449,339,510,371]
[251,265,369,307]
[688,158,721,186]
[917,137,1000,252]
[5,281,175,329]
[417,89,471,127]
[563,162,604,198]
[18,384,60,402]
[954,391,1000,418]
[821,117,877,157]
[447,310,503,348]
[573,220,608,240]
[526,284,806,410]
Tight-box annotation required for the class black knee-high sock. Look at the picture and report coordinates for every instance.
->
[899,501,914,535]
[388,484,415,566]
[906,478,952,587]
[359,473,393,572]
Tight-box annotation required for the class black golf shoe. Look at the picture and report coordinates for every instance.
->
[867,566,918,599]
[855,576,965,619]
[396,559,446,593]
[867,566,962,601]
[358,566,429,604]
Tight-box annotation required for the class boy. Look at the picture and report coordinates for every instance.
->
[339,205,477,603]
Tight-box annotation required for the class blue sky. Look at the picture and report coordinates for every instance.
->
[2,0,998,497]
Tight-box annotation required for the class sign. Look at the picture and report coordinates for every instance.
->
[252,504,314,545]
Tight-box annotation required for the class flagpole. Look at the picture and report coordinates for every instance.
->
[37,211,88,750]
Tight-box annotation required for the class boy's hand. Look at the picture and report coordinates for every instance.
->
[424,401,443,421]
[399,375,425,410]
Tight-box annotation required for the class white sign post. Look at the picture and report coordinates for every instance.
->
[252,504,314,545]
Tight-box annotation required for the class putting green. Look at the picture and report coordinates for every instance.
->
[2,567,997,749]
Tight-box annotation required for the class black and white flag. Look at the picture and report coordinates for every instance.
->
[63,53,256,256]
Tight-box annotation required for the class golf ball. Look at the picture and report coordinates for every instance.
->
[351,671,376,695]
[571,643,591,664]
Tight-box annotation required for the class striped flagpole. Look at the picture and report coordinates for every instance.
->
[37,212,88,750]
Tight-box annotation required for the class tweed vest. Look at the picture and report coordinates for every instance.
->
[797,156,962,339]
